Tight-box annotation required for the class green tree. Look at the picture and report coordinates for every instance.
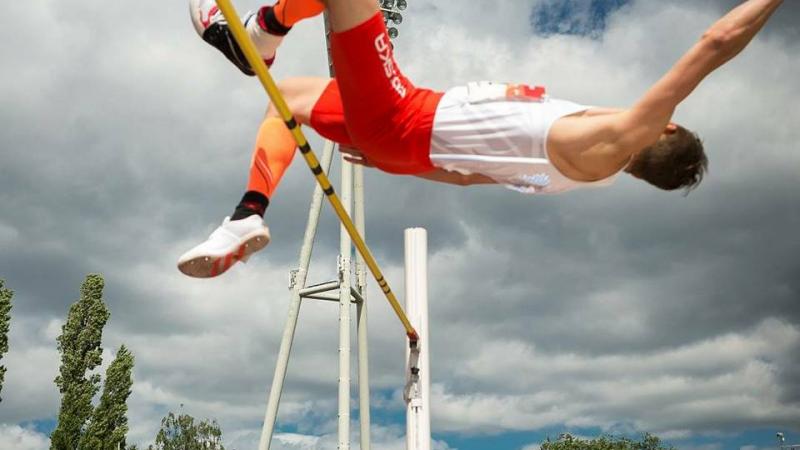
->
[0,279,12,402]
[79,345,135,450]
[51,274,111,450]
[147,412,225,450]
[541,433,675,450]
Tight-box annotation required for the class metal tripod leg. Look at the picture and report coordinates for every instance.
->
[258,140,336,450]
[338,158,353,450]
[355,164,371,450]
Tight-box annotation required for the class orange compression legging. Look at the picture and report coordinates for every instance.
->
[244,88,354,201]
[246,117,298,199]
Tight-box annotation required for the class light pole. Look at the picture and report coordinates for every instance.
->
[379,0,408,39]
[777,432,800,449]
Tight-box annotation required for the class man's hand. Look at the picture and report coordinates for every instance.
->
[340,146,375,167]
[621,0,784,155]
[337,146,495,186]
[414,168,497,186]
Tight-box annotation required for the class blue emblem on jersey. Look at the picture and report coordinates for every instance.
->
[517,173,551,187]
[507,173,552,194]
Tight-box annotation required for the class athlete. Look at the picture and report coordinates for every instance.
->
[178,0,783,278]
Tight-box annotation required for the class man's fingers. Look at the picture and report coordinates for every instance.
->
[343,155,374,167]
[339,145,361,156]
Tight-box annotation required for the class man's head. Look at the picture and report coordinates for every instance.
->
[626,123,708,193]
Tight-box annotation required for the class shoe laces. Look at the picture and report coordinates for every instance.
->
[207,4,226,25]
[208,217,235,240]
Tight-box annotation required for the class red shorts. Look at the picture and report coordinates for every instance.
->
[310,12,443,175]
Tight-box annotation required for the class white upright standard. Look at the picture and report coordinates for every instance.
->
[405,228,432,450]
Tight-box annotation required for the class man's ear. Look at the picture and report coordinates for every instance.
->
[665,123,679,134]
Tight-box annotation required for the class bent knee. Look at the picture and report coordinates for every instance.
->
[274,78,330,124]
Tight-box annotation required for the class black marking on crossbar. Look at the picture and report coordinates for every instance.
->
[285,118,298,129]
[312,165,323,175]
[324,186,335,196]
[378,278,390,293]
[299,143,312,154]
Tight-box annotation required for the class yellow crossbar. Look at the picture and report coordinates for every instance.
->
[214,0,419,342]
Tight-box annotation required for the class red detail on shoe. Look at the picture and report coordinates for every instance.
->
[264,55,275,68]
[211,258,222,277]
[236,245,246,260]
[223,253,234,271]
[200,5,219,29]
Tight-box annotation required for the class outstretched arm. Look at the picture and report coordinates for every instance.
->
[341,148,496,186]
[617,0,784,151]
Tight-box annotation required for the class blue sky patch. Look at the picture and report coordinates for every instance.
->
[531,0,630,38]
[22,418,56,436]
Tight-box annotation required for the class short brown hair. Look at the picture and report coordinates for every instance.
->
[628,126,708,193]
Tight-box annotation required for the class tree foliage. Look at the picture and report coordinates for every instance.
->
[51,274,111,450]
[80,345,135,450]
[147,412,225,450]
[541,433,676,450]
[0,279,13,402]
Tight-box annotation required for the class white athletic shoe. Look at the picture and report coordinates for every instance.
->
[178,215,271,278]
[189,0,260,75]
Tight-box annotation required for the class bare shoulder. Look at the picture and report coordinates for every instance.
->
[547,112,633,181]
[548,111,625,154]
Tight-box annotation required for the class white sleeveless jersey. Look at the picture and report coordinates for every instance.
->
[429,82,619,194]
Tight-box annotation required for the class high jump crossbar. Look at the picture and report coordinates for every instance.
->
[214,0,419,342]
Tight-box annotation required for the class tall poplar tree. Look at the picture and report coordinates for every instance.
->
[80,345,135,450]
[0,279,12,402]
[50,274,110,450]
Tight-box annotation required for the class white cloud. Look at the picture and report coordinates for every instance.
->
[0,425,49,450]
[1,1,799,449]
[429,318,800,434]
[0,222,19,247]
[0,327,60,423]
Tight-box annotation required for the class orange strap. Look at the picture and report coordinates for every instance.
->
[273,0,325,28]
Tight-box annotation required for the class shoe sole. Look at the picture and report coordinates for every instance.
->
[178,232,270,278]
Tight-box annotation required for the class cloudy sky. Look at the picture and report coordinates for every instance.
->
[1,0,799,449]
